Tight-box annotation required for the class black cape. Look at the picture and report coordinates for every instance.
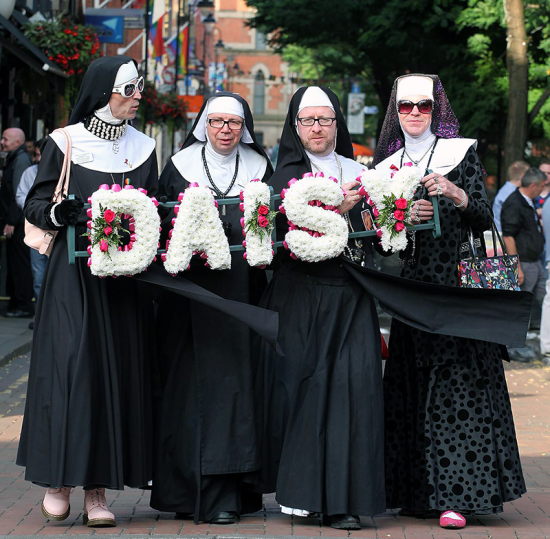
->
[151,93,272,522]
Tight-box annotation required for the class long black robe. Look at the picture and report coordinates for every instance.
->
[150,157,270,521]
[16,139,159,489]
[383,147,526,514]
[251,86,386,517]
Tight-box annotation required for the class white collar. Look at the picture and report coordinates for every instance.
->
[172,141,268,196]
[403,130,436,157]
[49,123,156,173]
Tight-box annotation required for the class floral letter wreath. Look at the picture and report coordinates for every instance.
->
[87,184,160,277]
[239,179,276,268]
[163,183,231,274]
[359,164,422,253]
[280,172,348,263]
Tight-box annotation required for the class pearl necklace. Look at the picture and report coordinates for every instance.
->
[84,114,128,154]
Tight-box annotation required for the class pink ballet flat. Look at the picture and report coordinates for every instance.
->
[42,487,71,521]
[439,510,466,529]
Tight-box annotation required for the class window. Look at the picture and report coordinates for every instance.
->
[255,31,267,50]
[253,71,265,115]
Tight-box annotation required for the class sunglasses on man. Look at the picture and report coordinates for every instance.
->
[397,99,433,115]
[112,76,145,98]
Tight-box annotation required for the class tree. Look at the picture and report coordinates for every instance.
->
[247,0,550,178]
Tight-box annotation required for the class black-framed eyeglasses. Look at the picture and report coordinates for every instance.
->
[207,118,244,130]
[297,117,337,127]
[112,76,145,98]
[397,99,433,115]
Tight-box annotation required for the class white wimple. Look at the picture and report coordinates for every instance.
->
[242,180,273,267]
[90,189,160,277]
[359,165,422,254]
[284,176,347,263]
[164,185,231,273]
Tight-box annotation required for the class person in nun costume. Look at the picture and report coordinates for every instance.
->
[374,74,526,529]
[252,86,385,530]
[150,92,272,524]
[16,56,159,528]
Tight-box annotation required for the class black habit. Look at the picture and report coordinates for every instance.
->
[16,56,160,490]
[150,93,273,522]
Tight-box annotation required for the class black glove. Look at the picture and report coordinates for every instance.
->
[44,197,84,228]
[157,196,171,220]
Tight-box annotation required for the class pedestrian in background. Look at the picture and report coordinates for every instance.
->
[16,139,46,328]
[501,167,546,347]
[0,128,34,318]
[493,160,530,232]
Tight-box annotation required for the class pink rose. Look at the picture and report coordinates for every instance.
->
[395,198,407,210]
[373,208,380,217]
[103,226,113,236]
[258,215,269,228]
[99,239,108,252]
[376,229,383,238]
[395,222,406,232]
[258,204,269,216]
[393,210,405,221]
[103,209,115,223]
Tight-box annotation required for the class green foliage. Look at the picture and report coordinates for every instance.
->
[246,0,550,168]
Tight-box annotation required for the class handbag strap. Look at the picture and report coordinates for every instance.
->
[51,128,72,203]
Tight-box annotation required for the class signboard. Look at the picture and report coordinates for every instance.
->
[347,92,365,135]
[84,15,124,43]
[364,106,379,115]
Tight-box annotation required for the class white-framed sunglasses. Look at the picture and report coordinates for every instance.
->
[112,76,145,98]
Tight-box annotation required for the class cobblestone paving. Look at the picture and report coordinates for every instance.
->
[0,355,548,538]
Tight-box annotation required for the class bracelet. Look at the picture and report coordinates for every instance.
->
[50,202,62,228]
[453,189,467,210]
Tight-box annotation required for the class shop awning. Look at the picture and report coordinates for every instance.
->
[0,14,67,78]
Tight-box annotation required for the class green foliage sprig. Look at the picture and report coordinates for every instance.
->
[245,202,278,240]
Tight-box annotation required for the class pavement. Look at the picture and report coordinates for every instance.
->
[0,310,549,538]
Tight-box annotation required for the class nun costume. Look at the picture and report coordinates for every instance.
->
[374,74,526,528]
[150,93,272,524]
[17,56,159,527]
[252,87,385,529]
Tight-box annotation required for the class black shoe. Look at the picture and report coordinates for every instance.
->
[28,321,34,330]
[5,310,31,318]
[174,512,194,520]
[327,514,360,530]
[209,511,239,524]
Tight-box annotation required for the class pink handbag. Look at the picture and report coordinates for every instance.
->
[24,128,72,256]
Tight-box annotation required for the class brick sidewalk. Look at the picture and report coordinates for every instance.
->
[0,355,549,538]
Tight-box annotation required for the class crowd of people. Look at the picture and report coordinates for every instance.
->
[0,57,537,532]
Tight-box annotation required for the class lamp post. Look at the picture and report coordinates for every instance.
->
[213,38,224,92]
[201,12,216,96]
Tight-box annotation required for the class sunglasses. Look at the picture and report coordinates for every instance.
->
[397,99,433,115]
[112,76,145,98]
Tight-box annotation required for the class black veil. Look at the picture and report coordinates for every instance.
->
[68,56,138,125]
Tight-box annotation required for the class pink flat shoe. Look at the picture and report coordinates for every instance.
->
[439,510,466,529]
[42,487,71,521]
[83,488,116,527]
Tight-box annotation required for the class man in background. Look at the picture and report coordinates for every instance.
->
[0,128,34,317]
[493,160,530,232]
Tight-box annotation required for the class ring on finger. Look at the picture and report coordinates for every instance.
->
[434,176,439,184]
[436,185,443,196]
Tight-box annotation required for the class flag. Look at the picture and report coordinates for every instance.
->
[151,0,165,24]
[164,22,189,79]
[151,14,165,60]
